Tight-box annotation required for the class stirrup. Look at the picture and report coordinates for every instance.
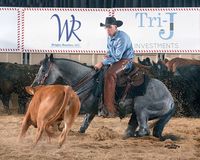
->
[98,105,109,117]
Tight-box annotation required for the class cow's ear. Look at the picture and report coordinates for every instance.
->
[49,54,54,62]
[25,86,35,95]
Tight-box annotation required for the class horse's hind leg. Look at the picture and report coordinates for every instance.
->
[123,110,138,139]
[135,106,150,137]
[153,105,175,140]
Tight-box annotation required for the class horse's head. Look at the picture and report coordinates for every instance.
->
[31,54,62,87]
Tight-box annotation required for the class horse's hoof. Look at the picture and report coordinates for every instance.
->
[123,133,135,140]
[123,125,136,140]
[79,128,86,133]
[135,129,150,137]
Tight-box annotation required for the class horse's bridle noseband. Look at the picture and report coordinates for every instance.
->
[40,62,53,85]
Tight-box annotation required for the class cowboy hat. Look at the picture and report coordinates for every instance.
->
[100,16,123,27]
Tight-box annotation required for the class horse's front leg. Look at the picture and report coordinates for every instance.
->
[79,112,96,133]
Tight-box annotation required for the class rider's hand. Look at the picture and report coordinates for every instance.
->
[94,62,103,70]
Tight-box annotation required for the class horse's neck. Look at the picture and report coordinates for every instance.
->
[54,59,94,85]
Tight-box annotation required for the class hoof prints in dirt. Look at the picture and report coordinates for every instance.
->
[92,126,119,141]
[164,139,180,149]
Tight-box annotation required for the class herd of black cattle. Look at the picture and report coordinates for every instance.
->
[0,57,200,117]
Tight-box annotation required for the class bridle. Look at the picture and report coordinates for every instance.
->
[40,62,53,85]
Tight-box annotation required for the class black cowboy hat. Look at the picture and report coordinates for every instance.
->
[100,16,123,27]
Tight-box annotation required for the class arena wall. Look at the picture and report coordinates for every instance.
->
[0,52,200,65]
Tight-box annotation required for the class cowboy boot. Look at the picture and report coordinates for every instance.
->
[103,68,117,117]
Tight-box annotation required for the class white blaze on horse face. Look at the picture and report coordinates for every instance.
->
[32,65,44,85]
[38,65,43,76]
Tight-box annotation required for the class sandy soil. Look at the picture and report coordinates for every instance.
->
[0,108,200,160]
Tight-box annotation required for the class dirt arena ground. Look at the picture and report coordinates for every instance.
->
[0,107,200,160]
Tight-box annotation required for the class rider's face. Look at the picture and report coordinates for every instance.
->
[105,25,117,37]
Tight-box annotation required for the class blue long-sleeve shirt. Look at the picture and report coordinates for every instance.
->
[102,30,134,65]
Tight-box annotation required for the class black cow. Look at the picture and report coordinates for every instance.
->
[138,57,152,66]
[0,62,39,114]
[156,64,200,117]
[175,65,200,116]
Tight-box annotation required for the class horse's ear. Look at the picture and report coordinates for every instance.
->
[49,54,54,62]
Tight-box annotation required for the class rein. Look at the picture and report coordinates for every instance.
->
[72,70,96,91]
[42,62,100,95]
[72,69,101,93]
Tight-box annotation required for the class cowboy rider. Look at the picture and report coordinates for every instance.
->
[94,16,134,117]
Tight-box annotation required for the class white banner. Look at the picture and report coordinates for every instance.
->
[22,8,109,53]
[0,8,20,52]
[113,8,200,53]
[0,7,200,53]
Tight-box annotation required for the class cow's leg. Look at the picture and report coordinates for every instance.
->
[45,122,62,143]
[153,106,175,140]
[2,94,11,115]
[58,121,68,148]
[33,121,44,147]
[18,94,29,114]
[45,126,53,144]
[123,110,138,139]
[59,106,79,148]
[79,112,96,133]
[18,114,31,141]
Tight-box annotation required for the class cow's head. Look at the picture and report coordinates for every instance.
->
[25,86,43,95]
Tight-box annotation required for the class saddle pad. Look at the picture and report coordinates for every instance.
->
[129,74,150,97]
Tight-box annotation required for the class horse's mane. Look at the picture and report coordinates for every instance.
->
[54,58,93,68]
